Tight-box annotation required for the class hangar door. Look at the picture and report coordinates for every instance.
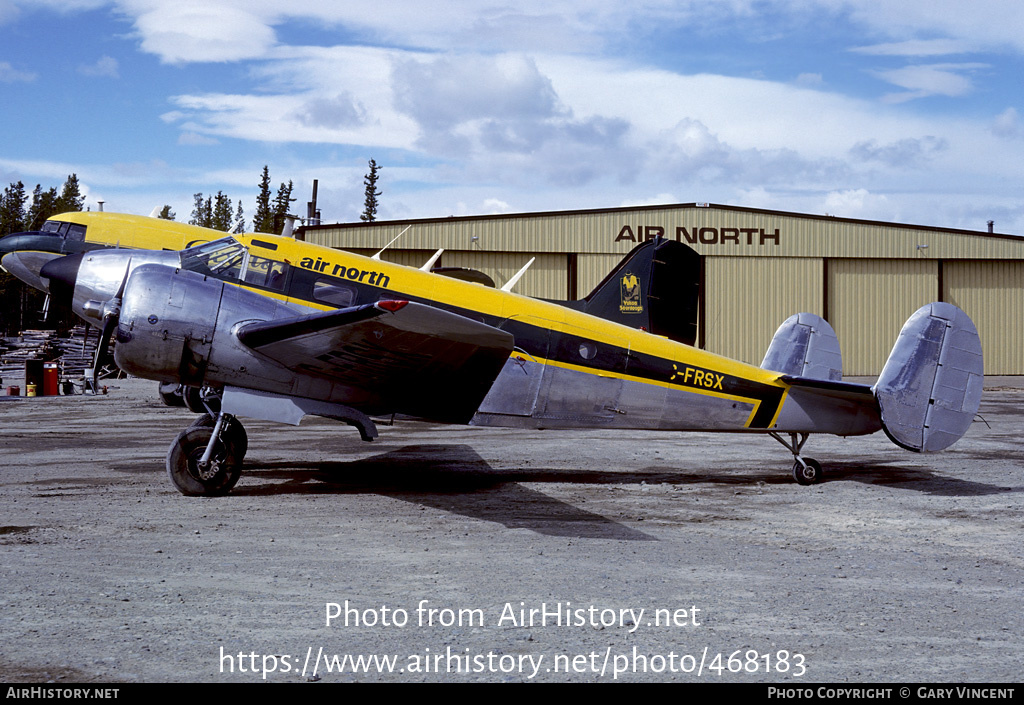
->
[944,260,1024,376]
[827,259,938,376]
[704,257,823,367]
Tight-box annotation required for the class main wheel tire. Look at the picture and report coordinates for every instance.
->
[188,414,248,461]
[182,386,205,414]
[793,458,823,485]
[166,426,241,496]
[158,382,185,407]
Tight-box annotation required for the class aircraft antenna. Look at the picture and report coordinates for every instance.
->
[501,257,535,292]
[281,215,298,238]
[421,249,444,271]
[372,225,411,260]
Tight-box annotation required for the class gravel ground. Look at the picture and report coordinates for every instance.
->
[0,377,1021,683]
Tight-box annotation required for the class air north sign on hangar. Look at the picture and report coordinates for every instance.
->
[615,225,781,246]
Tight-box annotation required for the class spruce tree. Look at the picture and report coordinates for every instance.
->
[253,166,273,233]
[55,174,84,213]
[0,181,27,236]
[27,185,59,231]
[157,205,176,220]
[272,180,294,234]
[360,159,381,222]
[212,191,234,231]
[233,201,245,233]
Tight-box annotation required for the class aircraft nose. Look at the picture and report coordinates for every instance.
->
[40,252,84,308]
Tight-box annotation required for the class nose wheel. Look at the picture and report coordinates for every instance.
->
[769,432,824,485]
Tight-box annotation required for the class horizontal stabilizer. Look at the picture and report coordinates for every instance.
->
[762,313,842,381]
[873,302,983,452]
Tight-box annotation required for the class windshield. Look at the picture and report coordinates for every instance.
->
[180,238,245,280]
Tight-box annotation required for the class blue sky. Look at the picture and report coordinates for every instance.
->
[1,0,1023,233]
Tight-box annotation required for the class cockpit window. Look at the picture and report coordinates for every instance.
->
[39,220,86,240]
[181,238,245,281]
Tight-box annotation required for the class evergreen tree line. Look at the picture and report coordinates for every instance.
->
[0,174,85,237]
[186,166,295,235]
[0,175,85,335]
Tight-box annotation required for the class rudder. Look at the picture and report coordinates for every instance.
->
[568,238,700,346]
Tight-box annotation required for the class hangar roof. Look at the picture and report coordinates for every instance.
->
[300,203,1024,260]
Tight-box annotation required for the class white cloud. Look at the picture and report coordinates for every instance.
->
[851,39,975,57]
[992,108,1020,139]
[871,63,987,103]
[392,54,562,131]
[177,132,220,146]
[850,136,948,168]
[0,61,36,82]
[77,55,119,78]
[129,2,277,64]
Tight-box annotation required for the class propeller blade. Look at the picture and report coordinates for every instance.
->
[90,258,131,392]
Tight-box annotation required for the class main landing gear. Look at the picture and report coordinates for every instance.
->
[166,411,248,496]
[769,432,824,485]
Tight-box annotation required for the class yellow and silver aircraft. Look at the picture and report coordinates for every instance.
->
[0,211,222,402]
[0,210,217,292]
[33,230,984,497]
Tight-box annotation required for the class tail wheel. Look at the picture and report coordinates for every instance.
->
[793,458,823,485]
[166,426,241,496]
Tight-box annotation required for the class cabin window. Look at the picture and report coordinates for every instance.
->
[313,279,357,307]
[243,255,288,291]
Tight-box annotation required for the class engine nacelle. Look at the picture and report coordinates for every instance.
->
[115,265,301,390]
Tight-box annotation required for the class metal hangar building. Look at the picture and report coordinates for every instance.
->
[298,203,1024,376]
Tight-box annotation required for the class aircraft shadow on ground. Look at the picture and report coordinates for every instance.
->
[227,443,1019,534]
[235,444,656,541]
[795,461,1018,497]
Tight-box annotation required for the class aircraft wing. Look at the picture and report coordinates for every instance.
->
[236,300,515,423]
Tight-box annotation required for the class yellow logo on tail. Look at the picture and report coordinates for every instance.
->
[620,272,642,313]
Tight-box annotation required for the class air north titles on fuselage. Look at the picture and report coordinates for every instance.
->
[298,255,391,288]
[615,225,781,246]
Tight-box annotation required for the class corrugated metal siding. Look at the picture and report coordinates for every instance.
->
[577,254,622,298]
[441,252,567,299]
[307,205,1024,259]
[944,260,1024,376]
[704,257,823,366]
[827,259,938,375]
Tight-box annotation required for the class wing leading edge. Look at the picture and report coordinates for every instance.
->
[237,300,515,423]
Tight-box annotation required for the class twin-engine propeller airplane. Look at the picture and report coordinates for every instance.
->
[0,210,217,293]
[35,231,982,496]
